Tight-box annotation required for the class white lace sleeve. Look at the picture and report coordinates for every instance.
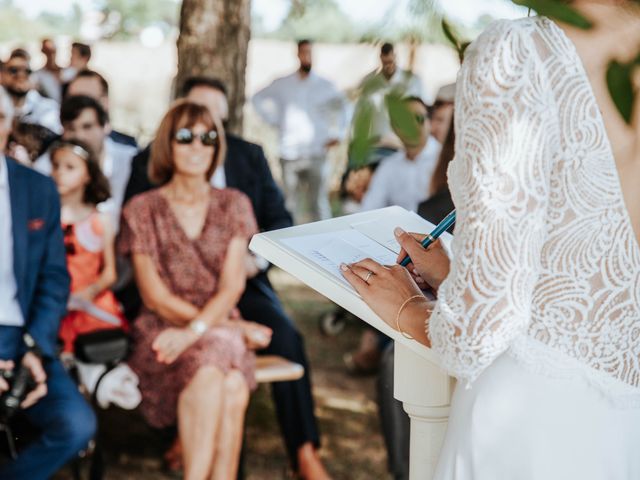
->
[429,20,553,382]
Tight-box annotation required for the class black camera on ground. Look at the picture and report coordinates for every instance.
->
[0,365,36,422]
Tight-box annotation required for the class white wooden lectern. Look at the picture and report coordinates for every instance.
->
[249,206,453,480]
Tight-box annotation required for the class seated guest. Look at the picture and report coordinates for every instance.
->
[118,101,272,480]
[427,83,455,146]
[1,48,61,134]
[0,85,96,479]
[66,69,138,148]
[417,113,455,225]
[378,114,456,480]
[124,77,329,479]
[360,96,441,213]
[48,139,126,354]
[33,95,137,228]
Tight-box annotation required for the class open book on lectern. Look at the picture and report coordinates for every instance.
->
[249,206,452,363]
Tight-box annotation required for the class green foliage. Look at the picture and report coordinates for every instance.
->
[513,0,592,29]
[606,56,640,125]
[97,0,179,39]
[0,0,75,42]
[266,0,360,43]
[386,93,421,144]
[441,19,469,63]
[348,100,378,169]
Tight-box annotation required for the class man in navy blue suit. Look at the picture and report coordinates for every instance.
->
[123,77,329,478]
[0,86,95,479]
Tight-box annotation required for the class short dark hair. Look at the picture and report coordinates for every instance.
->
[72,42,92,60]
[404,95,429,113]
[181,76,227,97]
[381,43,394,56]
[297,39,312,49]
[49,138,111,205]
[60,95,108,127]
[8,48,30,63]
[70,69,109,97]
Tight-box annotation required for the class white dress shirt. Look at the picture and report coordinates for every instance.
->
[16,90,62,134]
[252,72,349,161]
[0,156,25,326]
[211,165,226,189]
[360,136,441,213]
[34,137,137,230]
[32,68,63,104]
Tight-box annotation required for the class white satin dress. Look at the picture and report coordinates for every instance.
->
[428,16,640,480]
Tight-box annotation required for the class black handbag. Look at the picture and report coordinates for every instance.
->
[73,329,129,365]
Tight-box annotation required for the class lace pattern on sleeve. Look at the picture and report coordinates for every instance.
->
[429,20,553,383]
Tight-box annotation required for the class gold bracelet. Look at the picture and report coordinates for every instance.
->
[395,295,424,340]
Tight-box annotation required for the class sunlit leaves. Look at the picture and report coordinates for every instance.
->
[606,58,639,125]
[441,19,469,63]
[512,0,593,29]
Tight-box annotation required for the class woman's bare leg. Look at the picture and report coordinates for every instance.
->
[179,366,224,480]
[210,370,250,480]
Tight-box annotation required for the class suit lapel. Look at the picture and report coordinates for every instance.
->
[223,151,238,189]
[7,159,27,300]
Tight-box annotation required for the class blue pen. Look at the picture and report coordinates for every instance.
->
[399,209,456,267]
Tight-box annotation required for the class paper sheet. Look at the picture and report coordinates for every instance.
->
[351,212,437,254]
[282,229,397,289]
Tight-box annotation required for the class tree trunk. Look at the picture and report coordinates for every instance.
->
[176,0,251,134]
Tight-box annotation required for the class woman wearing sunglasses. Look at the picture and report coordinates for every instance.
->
[118,101,272,480]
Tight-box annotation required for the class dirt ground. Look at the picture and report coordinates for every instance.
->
[53,269,390,480]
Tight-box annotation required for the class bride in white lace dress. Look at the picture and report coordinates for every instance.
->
[341,2,640,478]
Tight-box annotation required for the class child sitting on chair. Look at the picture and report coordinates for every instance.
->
[49,139,127,354]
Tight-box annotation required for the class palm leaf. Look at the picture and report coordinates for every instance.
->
[606,60,635,124]
[513,0,593,29]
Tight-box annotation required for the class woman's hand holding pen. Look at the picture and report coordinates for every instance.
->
[394,228,450,292]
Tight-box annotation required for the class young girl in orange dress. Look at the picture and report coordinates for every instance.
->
[49,139,126,354]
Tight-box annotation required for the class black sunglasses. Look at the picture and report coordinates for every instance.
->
[174,128,219,147]
[7,66,32,77]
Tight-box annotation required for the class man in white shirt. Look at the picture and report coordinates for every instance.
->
[252,39,348,224]
[361,96,441,212]
[1,49,61,135]
[32,39,63,104]
[34,95,136,229]
[352,43,423,156]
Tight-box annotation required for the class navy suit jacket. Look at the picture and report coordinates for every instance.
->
[7,158,70,358]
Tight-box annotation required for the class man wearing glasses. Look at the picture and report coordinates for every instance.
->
[1,49,61,135]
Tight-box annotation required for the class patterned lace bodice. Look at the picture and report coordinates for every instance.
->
[429,17,640,404]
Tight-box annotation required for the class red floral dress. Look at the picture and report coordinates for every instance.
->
[118,188,258,428]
